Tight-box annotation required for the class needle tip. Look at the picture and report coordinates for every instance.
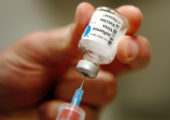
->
[80,76,86,89]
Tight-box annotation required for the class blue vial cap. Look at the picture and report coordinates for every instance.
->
[71,88,84,106]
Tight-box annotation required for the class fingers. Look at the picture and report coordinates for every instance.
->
[39,100,99,120]
[102,35,151,75]
[71,4,142,46]
[116,5,143,35]
[14,4,143,65]
[54,68,116,106]
[67,4,143,58]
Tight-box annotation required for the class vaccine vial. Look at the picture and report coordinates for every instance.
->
[76,6,128,78]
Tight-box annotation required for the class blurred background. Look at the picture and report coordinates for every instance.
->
[0,0,169,120]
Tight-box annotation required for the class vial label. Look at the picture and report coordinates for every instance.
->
[82,10,123,47]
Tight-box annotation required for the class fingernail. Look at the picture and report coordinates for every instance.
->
[125,38,138,61]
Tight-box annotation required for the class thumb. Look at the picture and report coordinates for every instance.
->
[46,2,95,60]
[7,2,95,67]
[64,2,95,60]
[70,2,95,50]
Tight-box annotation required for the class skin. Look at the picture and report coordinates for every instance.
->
[0,2,151,120]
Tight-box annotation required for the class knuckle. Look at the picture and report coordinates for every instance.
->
[19,30,49,50]
[20,31,48,44]
[102,80,117,104]
[139,36,151,61]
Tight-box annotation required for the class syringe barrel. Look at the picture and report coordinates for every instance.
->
[56,103,85,120]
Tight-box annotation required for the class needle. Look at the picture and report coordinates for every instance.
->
[80,76,86,89]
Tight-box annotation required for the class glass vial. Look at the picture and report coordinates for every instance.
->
[76,6,128,78]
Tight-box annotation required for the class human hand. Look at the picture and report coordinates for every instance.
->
[0,2,151,120]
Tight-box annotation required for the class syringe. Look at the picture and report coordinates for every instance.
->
[56,77,86,120]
